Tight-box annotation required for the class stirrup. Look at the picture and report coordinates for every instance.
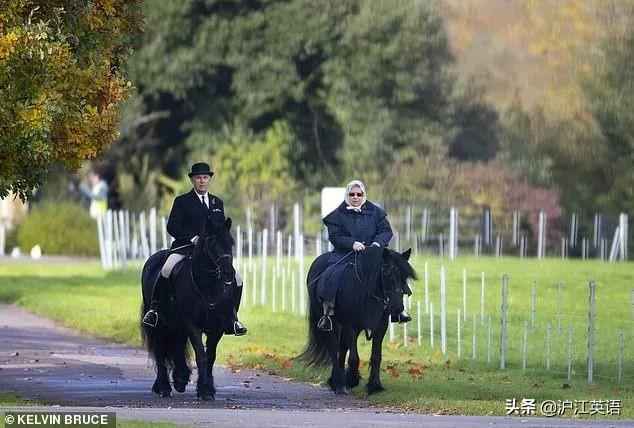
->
[232,320,247,336]
[143,310,159,327]
[317,315,333,332]
[391,311,412,324]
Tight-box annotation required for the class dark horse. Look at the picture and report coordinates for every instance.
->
[140,214,237,400]
[299,246,416,395]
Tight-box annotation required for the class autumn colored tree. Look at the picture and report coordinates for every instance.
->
[0,0,141,200]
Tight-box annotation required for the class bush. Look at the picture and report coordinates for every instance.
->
[16,203,99,256]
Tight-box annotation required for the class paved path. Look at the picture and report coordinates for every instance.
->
[0,304,630,427]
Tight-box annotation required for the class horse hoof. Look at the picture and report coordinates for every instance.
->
[346,373,361,388]
[173,383,186,393]
[334,386,348,395]
[159,391,171,398]
[367,383,384,395]
[197,394,214,401]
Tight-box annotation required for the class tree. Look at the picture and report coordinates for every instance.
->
[0,0,141,201]
[584,32,634,215]
[123,0,455,200]
[447,81,499,162]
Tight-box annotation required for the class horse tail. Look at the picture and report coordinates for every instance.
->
[140,253,182,374]
[296,279,330,367]
[139,300,168,367]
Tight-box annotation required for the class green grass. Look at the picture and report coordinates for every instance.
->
[0,393,40,406]
[0,256,632,418]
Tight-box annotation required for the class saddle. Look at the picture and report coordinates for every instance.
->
[317,261,355,302]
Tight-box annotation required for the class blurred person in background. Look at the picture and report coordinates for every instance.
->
[81,171,108,219]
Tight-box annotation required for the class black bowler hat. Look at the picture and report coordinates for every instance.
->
[188,162,214,177]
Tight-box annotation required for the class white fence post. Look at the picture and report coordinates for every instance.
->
[619,213,628,261]
[537,211,547,259]
[149,207,157,255]
[261,229,268,305]
[462,268,467,322]
[500,274,509,369]
[588,281,596,383]
[424,262,429,314]
[480,272,486,324]
[449,207,458,260]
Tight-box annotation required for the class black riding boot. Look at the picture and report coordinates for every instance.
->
[225,309,247,336]
[142,274,169,327]
[225,282,247,336]
[317,301,335,332]
[390,309,412,323]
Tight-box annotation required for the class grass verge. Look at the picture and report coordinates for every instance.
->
[0,258,632,418]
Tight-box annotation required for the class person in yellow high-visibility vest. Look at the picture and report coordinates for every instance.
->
[83,172,108,219]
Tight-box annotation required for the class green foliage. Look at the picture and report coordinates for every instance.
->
[447,82,500,162]
[210,121,296,227]
[123,0,456,200]
[584,32,634,215]
[16,202,98,256]
[116,153,160,213]
[0,0,142,201]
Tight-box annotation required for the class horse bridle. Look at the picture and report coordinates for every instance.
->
[380,263,403,312]
[195,237,234,284]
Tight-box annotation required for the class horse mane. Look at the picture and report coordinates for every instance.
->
[197,214,235,254]
[385,249,417,281]
[338,246,387,329]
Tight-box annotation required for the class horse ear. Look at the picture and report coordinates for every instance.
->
[401,248,412,260]
[223,217,232,231]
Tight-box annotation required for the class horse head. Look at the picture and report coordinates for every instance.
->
[196,213,236,286]
[381,248,417,316]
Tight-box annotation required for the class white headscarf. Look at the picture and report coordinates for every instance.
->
[345,180,367,212]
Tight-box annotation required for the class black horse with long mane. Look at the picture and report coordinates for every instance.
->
[299,246,416,395]
[140,214,237,400]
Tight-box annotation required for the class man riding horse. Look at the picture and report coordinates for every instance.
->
[142,162,247,336]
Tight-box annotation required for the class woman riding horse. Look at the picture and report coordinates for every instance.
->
[317,180,411,331]
[300,245,416,395]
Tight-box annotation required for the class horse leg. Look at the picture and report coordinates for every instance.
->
[367,314,389,395]
[188,327,212,400]
[150,325,172,397]
[325,327,347,395]
[204,326,224,399]
[338,326,349,373]
[345,328,362,388]
[171,333,191,393]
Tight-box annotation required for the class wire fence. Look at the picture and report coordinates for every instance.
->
[93,206,633,384]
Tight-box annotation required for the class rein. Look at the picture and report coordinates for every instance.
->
[306,250,355,287]
[167,242,195,253]
[310,250,388,308]
[188,238,234,312]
